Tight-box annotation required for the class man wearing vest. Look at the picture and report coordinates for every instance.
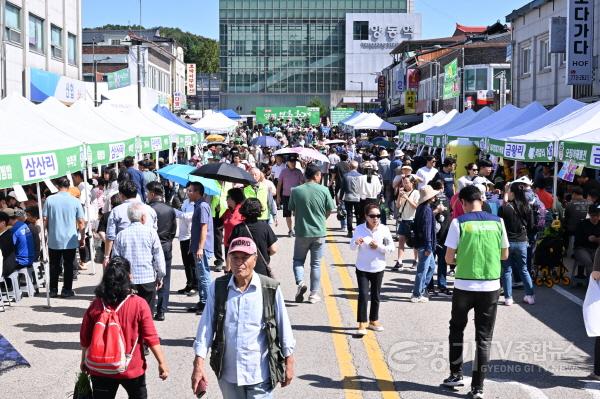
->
[442,185,509,399]
[246,168,277,222]
[191,237,295,398]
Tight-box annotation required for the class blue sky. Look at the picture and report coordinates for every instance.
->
[83,0,528,40]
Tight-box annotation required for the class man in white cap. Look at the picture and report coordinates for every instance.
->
[192,237,295,398]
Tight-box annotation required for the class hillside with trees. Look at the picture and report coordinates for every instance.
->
[88,24,219,73]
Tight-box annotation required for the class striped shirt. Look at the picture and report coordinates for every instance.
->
[112,222,166,285]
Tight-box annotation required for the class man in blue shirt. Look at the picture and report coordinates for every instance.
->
[124,156,146,203]
[187,181,214,315]
[6,208,35,269]
[43,177,85,298]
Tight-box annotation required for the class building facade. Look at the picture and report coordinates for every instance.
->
[507,0,600,107]
[82,29,186,107]
[1,0,83,100]
[219,0,420,114]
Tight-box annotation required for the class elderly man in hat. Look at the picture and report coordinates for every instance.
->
[191,237,296,398]
[411,186,445,303]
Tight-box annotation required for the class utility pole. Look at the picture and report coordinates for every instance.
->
[497,70,507,108]
[93,40,96,106]
[137,0,142,109]
[351,80,364,112]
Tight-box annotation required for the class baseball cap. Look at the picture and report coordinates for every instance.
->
[472,176,494,186]
[7,191,17,199]
[589,204,600,215]
[228,237,257,255]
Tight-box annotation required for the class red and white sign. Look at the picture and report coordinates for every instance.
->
[186,63,197,96]
[173,92,182,110]
[477,90,494,105]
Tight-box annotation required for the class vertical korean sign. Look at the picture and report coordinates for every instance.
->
[377,75,386,100]
[186,63,197,95]
[443,59,460,99]
[567,0,594,85]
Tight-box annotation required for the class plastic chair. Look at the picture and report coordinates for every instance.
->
[0,263,20,304]
[17,267,36,297]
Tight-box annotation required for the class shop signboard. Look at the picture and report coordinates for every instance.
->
[256,106,320,125]
[566,0,594,85]
[443,58,460,100]
[186,63,197,95]
[173,92,182,110]
[106,68,131,90]
[407,69,420,89]
[404,91,417,114]
[30,67,86,104]
[392,64,405,101]
[377,75,386,100]
[488,138,556,162]
[331,108,355,125]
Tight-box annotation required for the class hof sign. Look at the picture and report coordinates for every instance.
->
[21,153,58,181]
[567,0,594,85]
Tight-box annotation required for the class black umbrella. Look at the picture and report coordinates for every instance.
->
[191,163,257,185]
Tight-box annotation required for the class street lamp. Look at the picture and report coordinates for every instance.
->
[93,55,111,107]
[350,80,364,112]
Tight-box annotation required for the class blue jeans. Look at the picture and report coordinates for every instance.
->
[428,245,447,290]
[413,248,436,297]
[194,251,213,305]
[293,236,325,293]
[501,241,534,298]
[218,380,273,399]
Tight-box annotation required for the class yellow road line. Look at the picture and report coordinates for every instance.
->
[328,238,401,399]
[320,257,363,399]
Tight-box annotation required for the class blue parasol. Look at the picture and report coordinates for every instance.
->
[157,164,220,196]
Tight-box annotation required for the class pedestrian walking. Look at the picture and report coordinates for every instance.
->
[442,185,510,399]
[187,182,214,315]
[415,155,438,190]
[393,175,420,270]
[191,237,295,399]
[288,164,335,304]
[146,182,177,321]
[176,192,197,296]
[80,256,169,399]
[350,203,394,336]
[341,160,362,238]
[277,155,305,237]
[112,203,166,314]
[410,186,441,303]
[123,156,147,203]
[42,177,85,298]
[357,163,382,225]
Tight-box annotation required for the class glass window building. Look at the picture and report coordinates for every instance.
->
[219,0,409,113]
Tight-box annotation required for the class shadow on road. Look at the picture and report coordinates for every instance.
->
[292,324,356,336]
[299,373,405,392]
[15,323,81,333]
[31,305,84,318]
[26,339,80,350]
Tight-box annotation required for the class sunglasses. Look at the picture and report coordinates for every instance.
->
[471,169,479,171]
[367,214,381,219]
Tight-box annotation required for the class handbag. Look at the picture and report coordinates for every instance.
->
[243,223,275,279]
[583,277,600,337]
[72,371,93,399]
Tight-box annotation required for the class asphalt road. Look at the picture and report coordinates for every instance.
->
[1,212,599,399]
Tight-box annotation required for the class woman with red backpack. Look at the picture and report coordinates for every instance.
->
[79,256,169,398]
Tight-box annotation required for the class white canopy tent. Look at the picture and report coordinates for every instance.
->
[346,113,397,131]
[339,112,368,128]
[192,112,238,132]
[484,102,548,140]
[401,110,448,133]
[447,104,522,140]
[419,108,478,137]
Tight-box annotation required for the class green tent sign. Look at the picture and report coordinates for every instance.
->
[256,106,320,125]
[331,108,355,125]
[443,59,459,100]
[559,141,600,170]
[107,68,131,90]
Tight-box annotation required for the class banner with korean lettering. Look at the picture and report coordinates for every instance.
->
[256,106,320,125]
[0,146,83,189]
[140,135,171,154]
[567,0,594,85]
[106,68,131,90]
[404,91,417,114]
[177,133,199,148]
[186,64,197,96]
[487,138,556,162]
[559,141,600,170]
[443,59,460,100]
[87,139,138,166]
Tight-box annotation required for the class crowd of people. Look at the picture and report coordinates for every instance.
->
[2,116,600,399]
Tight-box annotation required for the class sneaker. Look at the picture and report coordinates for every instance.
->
[587,372,600,380]
[288,230,295,237]
[467,388,484,399]
[504,297,514,306]
[523,295,536,305]
[357,323,368,336]
[295,282,308,303]
[368,322,384,332]
[427,288,437,296]
[60,289,75,298]
[346,232,353,238]
[439,288,453,297]
[448,269,455,277]
[214,265,223,272]
[442,373,465,387]
[308,292,321,304]
[49,289,59,298]
[177,286,191,294]
[186,288,198,297]
[392,260,403,271]
[410,296,429,303]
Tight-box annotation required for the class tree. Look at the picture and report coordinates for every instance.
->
[88,25,219,73]
[307,97,329,117]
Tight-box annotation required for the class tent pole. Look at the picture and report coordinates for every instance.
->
[552,140,559,212]
[36,182,51,308]
[513,159,518,181]
[155,151,160,181]
[83,162,96,275]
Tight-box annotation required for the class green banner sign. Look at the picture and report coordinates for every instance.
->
[256,106,321,125]
[443,59,459,100]
[107,68,131,90]
[559,141,600,170]
[0,146,84,189]
[331,108,355,125]
[140,136,171,154]
[487,138,556,162]
[86,139,138,166]
[177,133,199,148]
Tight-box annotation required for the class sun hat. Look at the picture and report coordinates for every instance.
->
[401,165,412,171]
[511,176,533,186]
[418,186,440,205]
[7,191,17,199]
[394,149,404,158]
[379,150,389,158]
[0,208,15,217]
[228,237,257,255]
[472,176,494,186]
